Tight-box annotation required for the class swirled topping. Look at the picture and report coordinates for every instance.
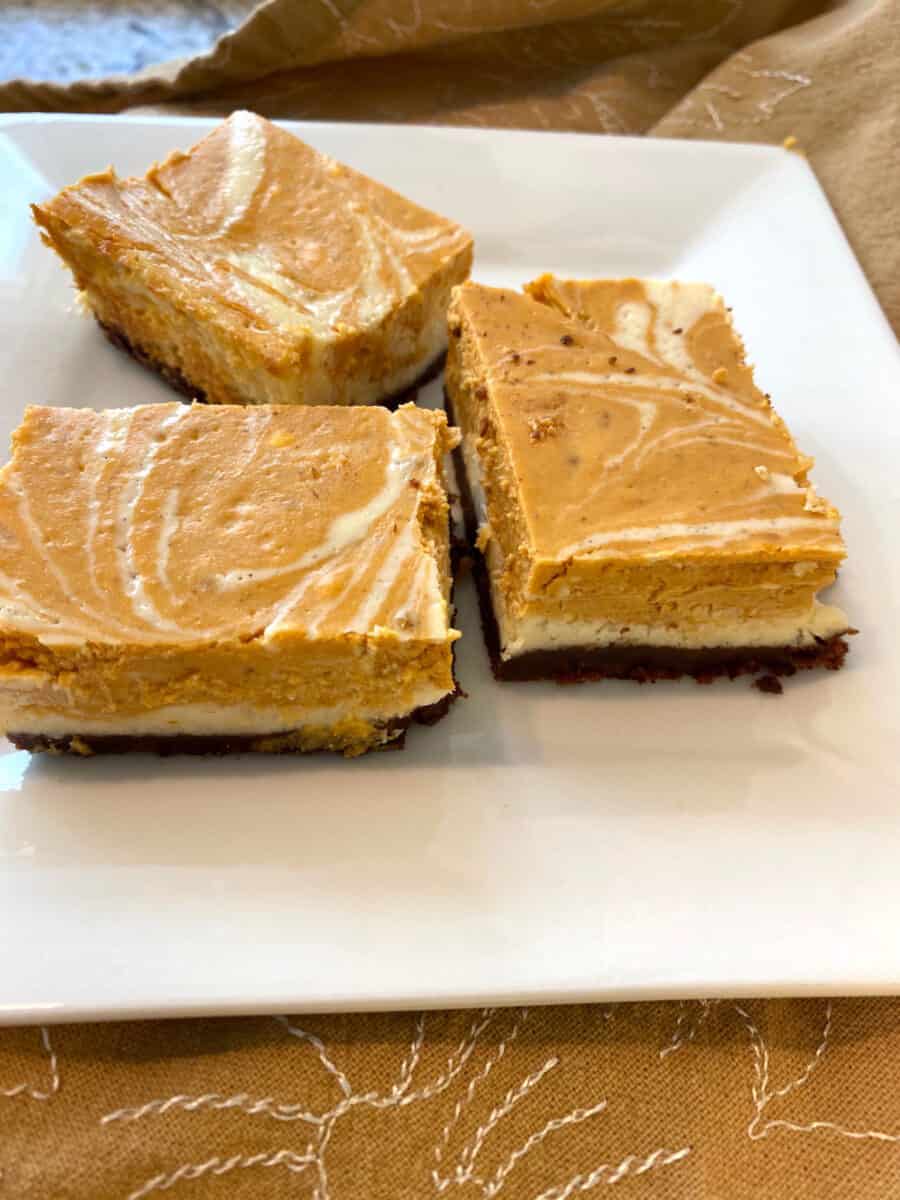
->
[450,276,844,563]
[35,111,472,346]
[0,403,456,647]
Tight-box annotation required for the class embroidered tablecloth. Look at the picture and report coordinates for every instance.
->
[1,3,898,1197]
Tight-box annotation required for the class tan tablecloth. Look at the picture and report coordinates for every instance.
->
[1,3,899,1197]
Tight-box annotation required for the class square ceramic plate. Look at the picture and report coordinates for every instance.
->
[0,115,898,1025]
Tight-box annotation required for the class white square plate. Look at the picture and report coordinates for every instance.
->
[0,115,898,1025]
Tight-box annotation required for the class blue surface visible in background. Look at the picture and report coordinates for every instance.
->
[0,1,255,85]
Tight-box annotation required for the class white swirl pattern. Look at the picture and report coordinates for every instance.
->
[0,402,451,647]
[479,277,844,561]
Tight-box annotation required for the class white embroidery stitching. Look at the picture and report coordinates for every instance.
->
[429,1028,613,1199]
[274,1015,353,1098]
[427,1007,680,1200]
[126,1149,316,1200]
[432,1008,531,1191]
[102,1091,323,1126]
[107,1010,505,1198]
[385,0,423,39]
[704,100,724,131]
[0,1026,59,1101]
[734,1000,900,1145]
[660,1000,714,1060]
[687,0,743,42]
[665,48,812,135]
[103,1006,691,1200]
[582,93,632,134]
[434,1057,561,1194]
[315,0,347,24]
[532,1145,692,1200]
[733,53,812,122]
[481,1098,610,1198]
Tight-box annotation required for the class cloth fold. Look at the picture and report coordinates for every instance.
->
[1,3,898,1196]
[2,0,895,329]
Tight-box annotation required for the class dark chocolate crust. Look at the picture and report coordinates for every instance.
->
[381,349,448,409]
[98,318,204,402]
[481,615,848,684]
[96,317,447,411]
[8,692,457,758]
[445,391,850,687]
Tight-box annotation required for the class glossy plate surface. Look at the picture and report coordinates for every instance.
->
[0,115,898,1023]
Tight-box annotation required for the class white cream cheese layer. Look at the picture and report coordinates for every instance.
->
[460,436,488,527]
[496,597,850,657]
[462,439,849,659]
[0,683,450,737]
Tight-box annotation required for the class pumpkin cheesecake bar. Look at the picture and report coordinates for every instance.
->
[32,111,473,408]
[0,402,459,756]
[446,276,851,683]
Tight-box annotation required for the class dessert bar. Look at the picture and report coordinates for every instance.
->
[0,402,459,755]
[33,111,473,408]
[446,275,850,683]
